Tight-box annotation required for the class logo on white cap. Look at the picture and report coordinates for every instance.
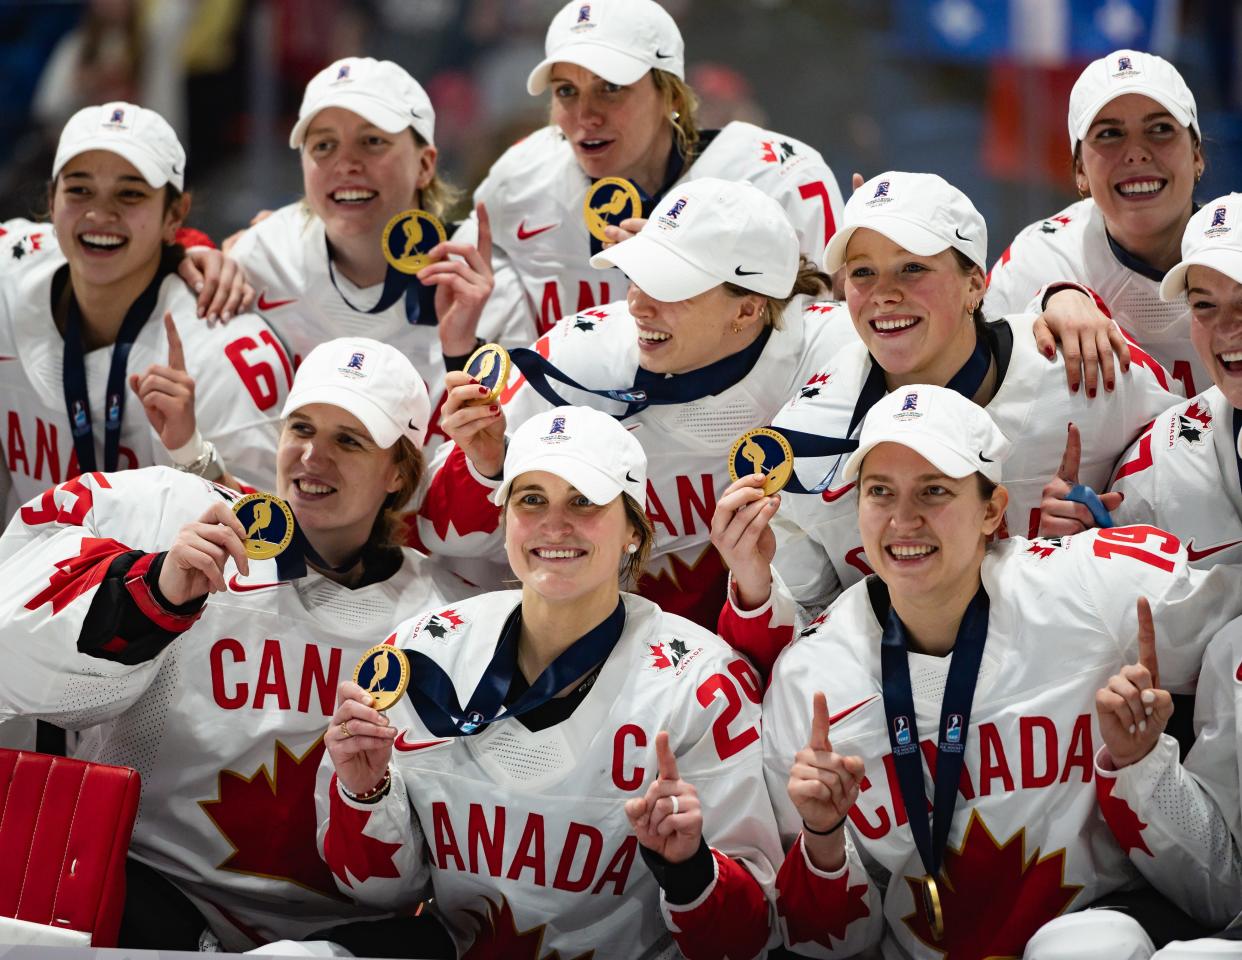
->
[543,415,571,443]
[340,351,368,378]
[105,107,128,129]
[1207,206,1232,239]
[1113,55,1137,77]
[573,3,594,28]
[870,180,891,204]
[894,391,922,421]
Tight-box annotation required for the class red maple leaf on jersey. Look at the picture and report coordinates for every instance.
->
[1183,400,1212,429]
[199,737,347,899]
[777,847,871,949]
[460,895,593,960]
[649,643,673,670]
[1096,777,1153,857]
[321,774,404,889]
[902,810,1082,959]
[1027,543,1056,560]
[440,608,465,628]
[404,445,501,550]
[639,545,728,630]
[25,536,134,615]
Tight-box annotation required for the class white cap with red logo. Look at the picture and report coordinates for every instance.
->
[527,0,684,95]
[491,406,646,507]
[590,177,798,302]
[289,57,435,148]
[282,338,430,449]
[1161,193,1242,300]
[843,385,1010,485]
[53,102,185,191]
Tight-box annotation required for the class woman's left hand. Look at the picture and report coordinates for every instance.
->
[1037,423,1123,536]
[1033,288,1130,397]
[178,247,255,325]
[625,731,702,864]
[421,202,495,358]
[130,313,197,451]
[602,217,647,247]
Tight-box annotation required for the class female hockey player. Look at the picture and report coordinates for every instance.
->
[0,338,466,952]
[320,405,780,960]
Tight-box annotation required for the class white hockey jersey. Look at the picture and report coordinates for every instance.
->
[742,313,1177,667]
[413,298,857,628]
[0,466,464,950]
[1109,386,1242,568]
[458,122,845,338]
[316,590,780,960]
[1096,617,1242,930]
[0,225,289,514]
[762,529,1242,958]
[985,198,1204,397]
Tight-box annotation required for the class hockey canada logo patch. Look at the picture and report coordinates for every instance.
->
[1026,536,1069,559]
[648,638,702,675]
[416,608,468,643]
[1172,400,1211,446]
[799,370,830,400]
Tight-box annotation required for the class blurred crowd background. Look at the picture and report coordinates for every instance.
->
[2,0,1241,254]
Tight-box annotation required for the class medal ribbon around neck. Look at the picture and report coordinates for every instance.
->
[325,208,444,323]
[403,601,625,737]
[879,581,990,941]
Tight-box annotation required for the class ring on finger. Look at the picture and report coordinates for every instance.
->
[340,719,353,739]
[670,795,680,816]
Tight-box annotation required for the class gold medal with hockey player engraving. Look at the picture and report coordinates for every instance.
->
[728,428,794,496]
[352,645,411,712]
[381,208,446,274]
[584,177,642,242]
[232,493,295,560]
[921,875,944,941]
[465,343,511,403]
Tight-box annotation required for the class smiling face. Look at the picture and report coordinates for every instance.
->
[51,150,184,295]
[857,443,1006,607]
[276,403,402,554]
[1075,93,1203,263]
[300,107,434,246]
[627,281,764,375]
[843,229,984,387]
[505,471,638,607]
[549,62,674,194]
[1186,264,1242,408]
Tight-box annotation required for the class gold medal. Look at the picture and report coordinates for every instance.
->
[232,493,295,560]
[465,342,511,403]
[381,208,446,274]
[352,645,411,712]
[728,428,794,495]
[921,875,945,941]
[583,177,642,242]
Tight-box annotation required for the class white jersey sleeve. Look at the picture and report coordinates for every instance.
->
[1095,620,1242,929]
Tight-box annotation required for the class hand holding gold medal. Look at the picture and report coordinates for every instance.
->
[156,499,253,606]
[584,177,642,243]
[324,645,411,798]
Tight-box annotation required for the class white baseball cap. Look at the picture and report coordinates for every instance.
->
[843,385,1010,485]
[823,171,987,275]
[527,0,684,96]
[289,57,435,149]
[1068,50,1199,151]
[282,337,430,449]
[589,178,798,301]
[1160,194,1242,300]
[53,102,185,191]
[491,406,646,507]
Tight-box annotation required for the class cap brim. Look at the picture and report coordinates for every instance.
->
[282,384,402,448]
[54,142,172,190]
[290,94,417,148]
[843,434,993,484]
[823,216,963,273]
[1072,86,1196,146]
[527,44,653,95]
[1161,248,1242,301]
[591,233,719,302]
[491,454,625,506]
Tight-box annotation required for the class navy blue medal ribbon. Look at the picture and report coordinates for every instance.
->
[879,581,990,892]
[509,325,772,420]
[778,332,994,495]
[61,264,166,474]
[403,600,625,737]
[325,238,438,326]
[1233,407,1242,500]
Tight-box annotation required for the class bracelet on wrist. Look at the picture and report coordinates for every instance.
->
[341,769,391,804]
[803,815,847,837]
[167,429,206,467]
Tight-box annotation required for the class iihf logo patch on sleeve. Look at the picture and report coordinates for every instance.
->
[465,343,511,403]
[728,428,794,495]
[352,644,411,712]
[381,208,446,274]
[584,177,642,242]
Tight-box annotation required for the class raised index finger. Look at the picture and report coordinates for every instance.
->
[1056,422,1081,484]
[476,202,493,267]
[164,313,186,372]
[1136,596,1159,688]
[655,730,680,782]
[809,691,832,752]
